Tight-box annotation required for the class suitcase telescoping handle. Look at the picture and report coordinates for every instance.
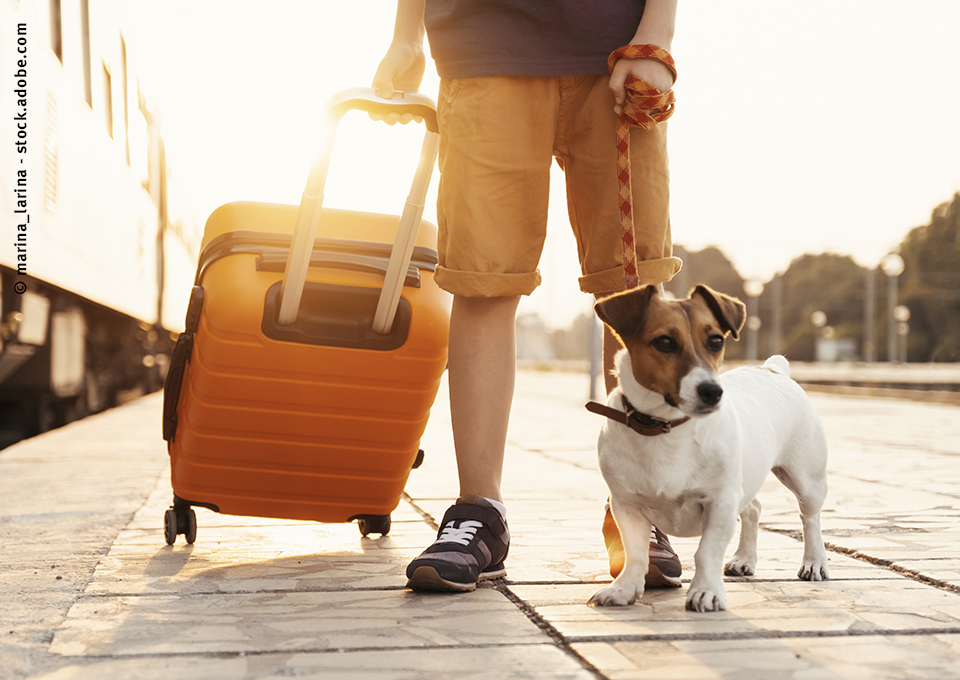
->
[277,88,440,334]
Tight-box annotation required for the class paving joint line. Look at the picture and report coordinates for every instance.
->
[401,492,439,531]
[40,470,170,661]
[79,584,412,598]
[48,640,556,662]
[502,576,900,587]
[401,494,608,678]
[504,443,597,472]
[763,525,960,595]
[567,626,960,644]
[493,581,609,680]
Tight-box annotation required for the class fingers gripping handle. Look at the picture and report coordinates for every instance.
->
[330,87,439,132]
[277,88,438,329]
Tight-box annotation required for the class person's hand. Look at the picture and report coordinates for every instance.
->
[609,56,675,116]
[372,42,426,99]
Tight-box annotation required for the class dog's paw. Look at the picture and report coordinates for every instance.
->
[798,558,829,581]
[723,555,756,576]
[685,586,727,613]
[588,582,643,607]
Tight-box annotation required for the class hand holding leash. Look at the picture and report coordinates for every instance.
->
[608,44,677,288]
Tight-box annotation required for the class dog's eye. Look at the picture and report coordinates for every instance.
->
[653,336,678,353]
[707,334,725,352]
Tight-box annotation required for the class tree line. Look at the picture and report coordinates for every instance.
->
[668,192,960,362]
[546,192,960,363]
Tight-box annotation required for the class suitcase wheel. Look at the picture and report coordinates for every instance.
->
[184,508,198,545]
[163,505,198,545]
[356,514,391,537]
[163,508,177,545]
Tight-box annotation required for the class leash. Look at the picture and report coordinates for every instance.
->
[586,395,690,437]
[608,44,677,289]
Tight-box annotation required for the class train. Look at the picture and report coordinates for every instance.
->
[0,0,198,447]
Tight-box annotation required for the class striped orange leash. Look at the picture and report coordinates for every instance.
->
[608,44,677,289]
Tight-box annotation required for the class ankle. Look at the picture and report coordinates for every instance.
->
[458,495,507,520]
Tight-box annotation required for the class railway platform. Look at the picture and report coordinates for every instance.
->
[2,367,960,679]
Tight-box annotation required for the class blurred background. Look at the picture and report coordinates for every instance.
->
[1,0,958,444]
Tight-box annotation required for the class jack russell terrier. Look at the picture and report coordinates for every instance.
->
[587,284,830,612]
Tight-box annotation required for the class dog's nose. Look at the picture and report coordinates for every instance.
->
[697,382,723,406]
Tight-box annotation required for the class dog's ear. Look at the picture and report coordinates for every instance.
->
[594,286,658,339]
[692,285,747,340]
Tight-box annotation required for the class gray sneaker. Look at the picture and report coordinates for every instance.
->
[406,498,510,592]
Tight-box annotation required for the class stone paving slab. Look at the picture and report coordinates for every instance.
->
[31,645,595,680]
[514,579,960,639]
[48,588,547,658]
[572,634,960,680]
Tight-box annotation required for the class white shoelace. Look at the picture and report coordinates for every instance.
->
[437,520,483,546]
[649,528,673,558]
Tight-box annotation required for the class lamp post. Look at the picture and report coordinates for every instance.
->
[864,268,876,362]
[811,310,827,361]
[743,280,765,363]
[893,304,910,364]
[770,276,783,356]
[880,254,905,364]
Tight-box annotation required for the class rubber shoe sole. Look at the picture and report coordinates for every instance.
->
[406,564,507,593]
[645,562,682,588]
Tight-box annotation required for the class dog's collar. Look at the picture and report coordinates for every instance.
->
[585,395,691,437]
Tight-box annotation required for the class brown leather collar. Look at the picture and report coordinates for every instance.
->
[586,395,690,437]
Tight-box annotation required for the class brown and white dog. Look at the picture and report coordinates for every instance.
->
[588,285,830,612]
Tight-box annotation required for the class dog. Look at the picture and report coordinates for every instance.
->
[587,284,830,612]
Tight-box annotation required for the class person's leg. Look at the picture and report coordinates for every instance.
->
[448,294,521,503]
[407,76,557,592]
[601,323,621,395]
[405,296,519,592]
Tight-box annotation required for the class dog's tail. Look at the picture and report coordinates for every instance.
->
[762,355,790,377]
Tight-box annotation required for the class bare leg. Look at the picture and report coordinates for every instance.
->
[601,324,622,395]
[448,295,521,503]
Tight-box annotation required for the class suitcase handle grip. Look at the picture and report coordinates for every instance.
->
[278,88,439,333]
[326,87,438,133]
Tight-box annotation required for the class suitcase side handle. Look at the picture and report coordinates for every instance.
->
[278,88,440,333]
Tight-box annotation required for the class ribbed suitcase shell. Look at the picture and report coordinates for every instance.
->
[167,200,450,522]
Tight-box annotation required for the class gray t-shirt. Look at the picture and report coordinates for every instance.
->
[425,0,647,79]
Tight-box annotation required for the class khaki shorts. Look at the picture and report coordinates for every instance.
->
[433,74,682,298]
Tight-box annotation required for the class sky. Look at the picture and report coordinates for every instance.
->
[120,1,960,329]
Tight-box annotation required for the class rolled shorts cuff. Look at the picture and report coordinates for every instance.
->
[434,266,542,298]
[579,257,683,296]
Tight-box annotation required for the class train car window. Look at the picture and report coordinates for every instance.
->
[81,0,92,106]
[44,95,59,212]
[139,92,161,205]
[122,36,130,165]
[129,86,149,188]
[103,64,113,138]
[49,0,63,62]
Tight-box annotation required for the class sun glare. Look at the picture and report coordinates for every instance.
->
[122,1,960,330]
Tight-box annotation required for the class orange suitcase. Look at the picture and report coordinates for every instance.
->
[161,89,450,543]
